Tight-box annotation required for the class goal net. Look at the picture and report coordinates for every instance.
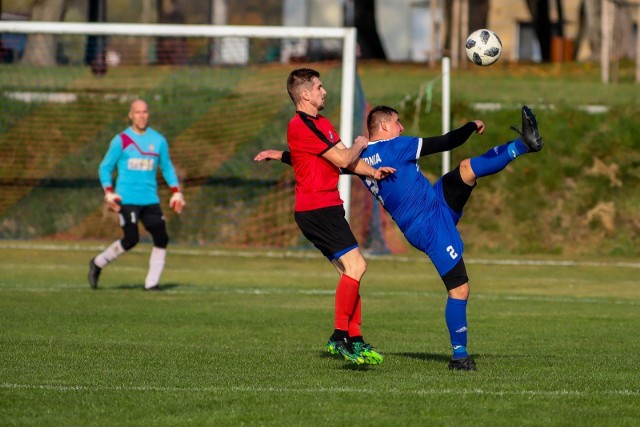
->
[0,22,404,253]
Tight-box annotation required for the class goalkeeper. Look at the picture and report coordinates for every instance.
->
[255,104,543,370]
[88,99,186,291]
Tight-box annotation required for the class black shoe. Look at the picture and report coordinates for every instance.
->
[88,258,101,290]
[511,106,543,152]
[144,285,162,292]
[448,357,477,371]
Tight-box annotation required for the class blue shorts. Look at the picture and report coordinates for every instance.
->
[402,178,464,277]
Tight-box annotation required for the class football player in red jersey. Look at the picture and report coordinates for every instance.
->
[264,68,394,364]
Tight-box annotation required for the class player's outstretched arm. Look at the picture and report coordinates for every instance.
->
[255,149,394,179]
[420,121,483,157]
[254,150,292,165]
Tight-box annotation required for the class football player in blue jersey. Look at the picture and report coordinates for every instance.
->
[88,99,186,291]
[255,104,543,370]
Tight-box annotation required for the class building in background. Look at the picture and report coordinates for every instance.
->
[1,0,637,64]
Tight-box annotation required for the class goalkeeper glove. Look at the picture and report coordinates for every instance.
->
[169,187,186,214]
[104,188,122,212]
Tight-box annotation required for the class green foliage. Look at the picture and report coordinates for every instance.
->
[1,62,639,255]
[361,62,640,257]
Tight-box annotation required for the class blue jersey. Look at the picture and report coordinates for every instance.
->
[99,127,179,206]
[359,135,464,276]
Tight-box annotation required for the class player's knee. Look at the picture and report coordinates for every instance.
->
[120,235,139,251]
[448,283,470,300]
[153,233,169,249]
[459,159,477,186]
[442,258,469,297]
[149,226,169,249]
[354,262,367,279]
[350,256,367,280]
[341,251,367,280]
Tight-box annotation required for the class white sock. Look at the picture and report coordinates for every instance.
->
[145,247,166,289]
[94,240,125,268]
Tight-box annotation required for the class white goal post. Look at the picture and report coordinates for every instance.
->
[0,21,358,219]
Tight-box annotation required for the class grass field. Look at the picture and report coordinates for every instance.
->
[1,241,639,426]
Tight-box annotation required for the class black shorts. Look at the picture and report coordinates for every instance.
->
[294,205,359,261]
[119,204,165,229]
[440,165,476,215]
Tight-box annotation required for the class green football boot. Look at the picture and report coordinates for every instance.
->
[352,340,384,365]
[325,338,365,365]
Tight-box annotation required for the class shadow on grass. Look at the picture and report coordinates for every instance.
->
[390,352,453,363]
[111,283,181,291]
[318,351,373,371]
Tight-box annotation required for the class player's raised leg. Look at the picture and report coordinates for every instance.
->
[464,105,544,184]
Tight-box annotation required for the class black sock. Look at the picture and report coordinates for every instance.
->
[331,329,348,341]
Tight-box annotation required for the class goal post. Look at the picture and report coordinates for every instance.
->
[0,21,361,247]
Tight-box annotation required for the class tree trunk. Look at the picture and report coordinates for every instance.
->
[21,0,67,66]
[156,0,187,64]
[612,3,635,59]
[353,0,386,60]
[526,0,552,62]
[555,0,564,37]
[468,0,490,32]
[584,0,602,60]
[85,0,107,75]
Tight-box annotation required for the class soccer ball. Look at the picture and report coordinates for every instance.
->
[465,29,502,66]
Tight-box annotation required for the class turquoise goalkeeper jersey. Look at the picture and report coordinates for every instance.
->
[99,127,179,206]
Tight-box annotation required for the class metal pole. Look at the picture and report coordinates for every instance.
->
[601,0,610,83]
[429,0,437,68]
[442,57,451,175]
[338,28,357,222]
[460,0,469,69]
[451,0,460,69]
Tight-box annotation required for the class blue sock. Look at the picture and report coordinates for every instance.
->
[469,139,528,178]
[445,297,468,359]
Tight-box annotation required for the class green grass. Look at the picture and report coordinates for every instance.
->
[1,242,639,425]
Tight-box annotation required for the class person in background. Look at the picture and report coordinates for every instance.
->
[88,99,186,291]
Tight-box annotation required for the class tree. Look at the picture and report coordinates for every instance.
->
[345,0,386,60]
[85,0,107,75]
[442,0,489,62]
[21,0,68,66]
[156,0,187,64]
[525,0,553,62]
[468,0,490,32]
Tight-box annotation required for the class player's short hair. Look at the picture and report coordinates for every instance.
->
[367,105,399,134]
[287,68,320,104]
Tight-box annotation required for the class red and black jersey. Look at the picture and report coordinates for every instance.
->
[287,111,342,212]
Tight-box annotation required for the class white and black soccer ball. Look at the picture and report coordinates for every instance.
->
[465,29,502,66]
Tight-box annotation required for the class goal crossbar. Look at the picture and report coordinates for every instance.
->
[0,21,358,220]
[0,21,351,39]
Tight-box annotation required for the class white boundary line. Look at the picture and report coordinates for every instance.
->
[1,241,639,269]
[2,383,638,397]
[1,283,636,305]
